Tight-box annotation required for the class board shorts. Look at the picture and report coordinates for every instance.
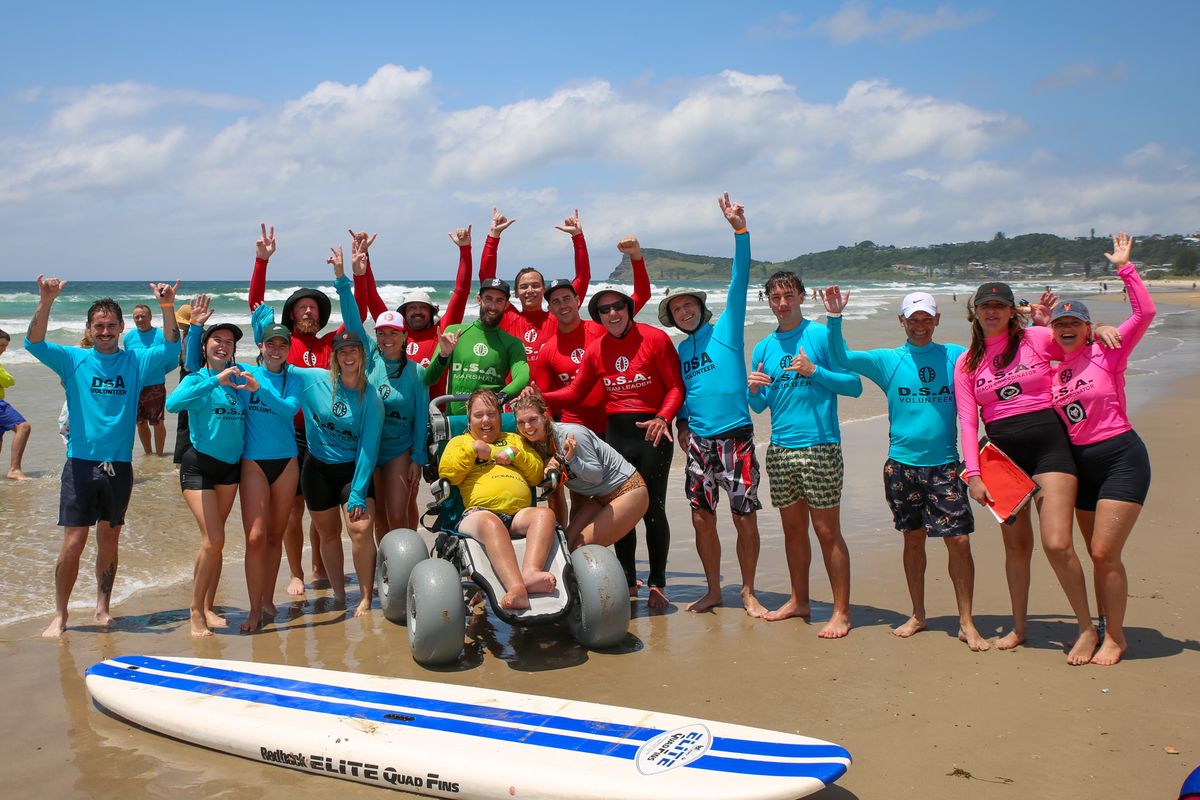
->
[136,384,166,425]
[883,459,974,537]
[984,408,1076,477]
[179,445,241,491]
[684,424,762,515]
[1071,429,1151,511]
[0,399,26,434]
[765,442,843,509]
[244,457,296,487]
[301,453,375,513]
[58,458,134,527]
[597,471,646,506]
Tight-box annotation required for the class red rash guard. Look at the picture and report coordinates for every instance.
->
[542,322,684,422]
[479,233,591,362]
[530,257,651,434]
[353,245,473,398]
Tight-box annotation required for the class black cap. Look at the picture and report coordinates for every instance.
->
[282,288,332,331]
[587,290,635,323]
[1050,300,1091,323]
[332,330,364,352]
[545,278,577,299]
[479,278,511,299]
[202,323,243,347]
[972,282,1015,308]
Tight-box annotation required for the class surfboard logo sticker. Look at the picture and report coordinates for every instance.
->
[635,724,711,775]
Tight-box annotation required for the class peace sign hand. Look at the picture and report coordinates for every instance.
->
[328,246,344,278]
[718,192,746,230]
[256,223,277,261]
[350,240,369,277]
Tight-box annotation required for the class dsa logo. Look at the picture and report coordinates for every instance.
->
[303,351,318,367]
[571,347,585,364]
[779,355,793,370]
[1060,368,1073,384]
[1064,401,1087,425]
[991,354,1007,370]
[472,343,489,357]
[406,341,419,356]
[524,329,538,343]
[997,384,1022,401]
[378,385,392,400]
[615,356,630,372]
[332,401,348,418]
[919,366,936,383]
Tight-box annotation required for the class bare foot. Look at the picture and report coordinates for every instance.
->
[892,616,926,638]
[522,569,557,595]
[42,614,67,638]
[818,610,852,639]
[764,598,811,622]
[204,610,228,628]
[311,574,331,590]
[263,602,278,617]
[189,610,213,637]
[332,591,347,606]
[741,588,768,619]
[995,629,1025,650]
[628,577,644,599]
[93,609,113,628]
[353,598,371,618]
[1090,635,1126,666]
[286,576,305,596]
[958,626,992,652]
[1067,625,1099,666]
[7,469,30,481]
[647,586,669,609]
[240,610,264,634]
[687,590,723,613]
[500,588,530,610]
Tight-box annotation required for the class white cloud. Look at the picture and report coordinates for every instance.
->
[1032,60,1127,92]
[808,1,991,45]
[49,81,257,132]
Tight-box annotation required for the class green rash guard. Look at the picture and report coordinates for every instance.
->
[422,320,529,414]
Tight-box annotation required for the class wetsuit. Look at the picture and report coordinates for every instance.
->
[542,322,684,589]
[421,320,529,415]
[439,432,543,517]
[479,233,591,362]
[530,256,650,434]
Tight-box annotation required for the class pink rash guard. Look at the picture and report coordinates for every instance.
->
[1051,264,1155,446]
[955,325,1060,479]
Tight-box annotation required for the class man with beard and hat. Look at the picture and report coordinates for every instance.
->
[477,207,591,364]
[422,278,529,416]
[659,193,767,618]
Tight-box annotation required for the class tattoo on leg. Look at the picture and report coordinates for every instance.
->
[100,561,118,597]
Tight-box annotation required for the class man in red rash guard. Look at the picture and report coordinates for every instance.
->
[352,225,473,399]
[539,282,684,609]
[478,207,591,363]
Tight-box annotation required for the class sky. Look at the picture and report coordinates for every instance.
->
[2,1,1197,280]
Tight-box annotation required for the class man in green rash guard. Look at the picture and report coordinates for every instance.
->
[423,278,529,415]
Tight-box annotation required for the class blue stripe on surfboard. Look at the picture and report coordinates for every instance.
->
[109,655,851,763]
[87,661,848,784]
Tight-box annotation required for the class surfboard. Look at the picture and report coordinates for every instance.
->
[978,439,1040,525]
[86,655,851,800]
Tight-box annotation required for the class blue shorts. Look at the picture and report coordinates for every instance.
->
[0,400,26,435]
[59,458,135,528]
[883,459,974,538]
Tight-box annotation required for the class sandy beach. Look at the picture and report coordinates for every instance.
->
[1,287,1198,799]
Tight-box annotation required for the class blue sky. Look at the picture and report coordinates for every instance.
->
[2,1,1196,280]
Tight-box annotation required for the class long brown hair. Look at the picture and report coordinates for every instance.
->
[963,302,1028,373]
[511,394,557,457]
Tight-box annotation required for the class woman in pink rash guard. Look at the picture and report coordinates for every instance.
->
[954,282,1099,665]
[1049,233,1154,666]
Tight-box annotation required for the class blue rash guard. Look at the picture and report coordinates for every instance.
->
[747,319,862,448]
[826,315,963,467]
[338,288,430,467]
[292,367,383,512]
[123,327,167,386]
[677,230,753,438]
[26,337,181,463]
[165,370,250,464]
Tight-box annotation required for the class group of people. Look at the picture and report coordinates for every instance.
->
[24,199,1153,665]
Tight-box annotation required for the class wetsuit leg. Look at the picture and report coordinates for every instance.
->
[607,413,673,588]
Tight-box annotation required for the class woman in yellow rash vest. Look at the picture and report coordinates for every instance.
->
[439,389,558,610]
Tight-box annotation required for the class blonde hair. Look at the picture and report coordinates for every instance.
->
[510,394,557,457]
[329,346,367,406]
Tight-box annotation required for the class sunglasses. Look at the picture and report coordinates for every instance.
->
[596,302,626,315]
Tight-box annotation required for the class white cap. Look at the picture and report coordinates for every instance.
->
[374,310,406,331]
[900,292,938,318]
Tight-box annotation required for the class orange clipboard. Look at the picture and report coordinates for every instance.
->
[978,439,1040,525]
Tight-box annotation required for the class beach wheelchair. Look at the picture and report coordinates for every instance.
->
[375,394,631,666]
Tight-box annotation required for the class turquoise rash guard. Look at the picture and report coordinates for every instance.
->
[826,315,963,466]
[677,231,753,437]
[748,319,862,448]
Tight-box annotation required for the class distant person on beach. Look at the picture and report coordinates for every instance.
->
[659,193,766,617]
[0,329,32,480]
[478,207,592,363]
[822,287,988,650]
[748,271,862,637]
[26,276,181,637]
[512,394,645,550]
[954,281,1099,664]
[539,273,684,609]
[1049,233,1155,665]
[123,303,169,456]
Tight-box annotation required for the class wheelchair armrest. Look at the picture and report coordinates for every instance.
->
[430,477,451,504]
[535,469,561,502]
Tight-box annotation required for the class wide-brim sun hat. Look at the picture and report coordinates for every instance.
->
[657,291,712,329]
[282,288,332,331]
[398,290,440,317]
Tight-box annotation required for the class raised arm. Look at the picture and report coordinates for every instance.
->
[715,193,751,341]
[479,207,515,283]
[248,223,276,311]
[555,210,591,300]
[822,288,888,386]
[27,275,68,344]
[151,280,181,345]
[1108,233,1156,361]
[617,237,652,313]
[332,247,369,346]
[184,294,214,373]
[441,225,474,330]
[348,229,388,322]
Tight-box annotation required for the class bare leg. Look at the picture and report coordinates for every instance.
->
[283,496,306,595]
[136,420,152,455]
[7,421,31,480]
[547,484,569,527]
[1033,472,1096,665]
[93,521,122,627]
[512,507,558,595]
[810,505,852,638]
[944,534,989,651]
[566,488,646,550]
[42,526,89,637]
[460,512,529,610]
[405,481,420,532]
[765,501,813,621]
[1087,499,1142,665]
[372,468,391,544]
[378,456,415,542]
[261,461,299,614]
[731,510,766,617]
[310,516,329,587]
[310,507,346,604]
[1075,510,1103,618]
[687,507,724,613]
[997,507,1033,649]
[153,421,167,456]
[183,488,229,637]
[343,500,377,617]
[239,461,271,633]
[894,528,927,637]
